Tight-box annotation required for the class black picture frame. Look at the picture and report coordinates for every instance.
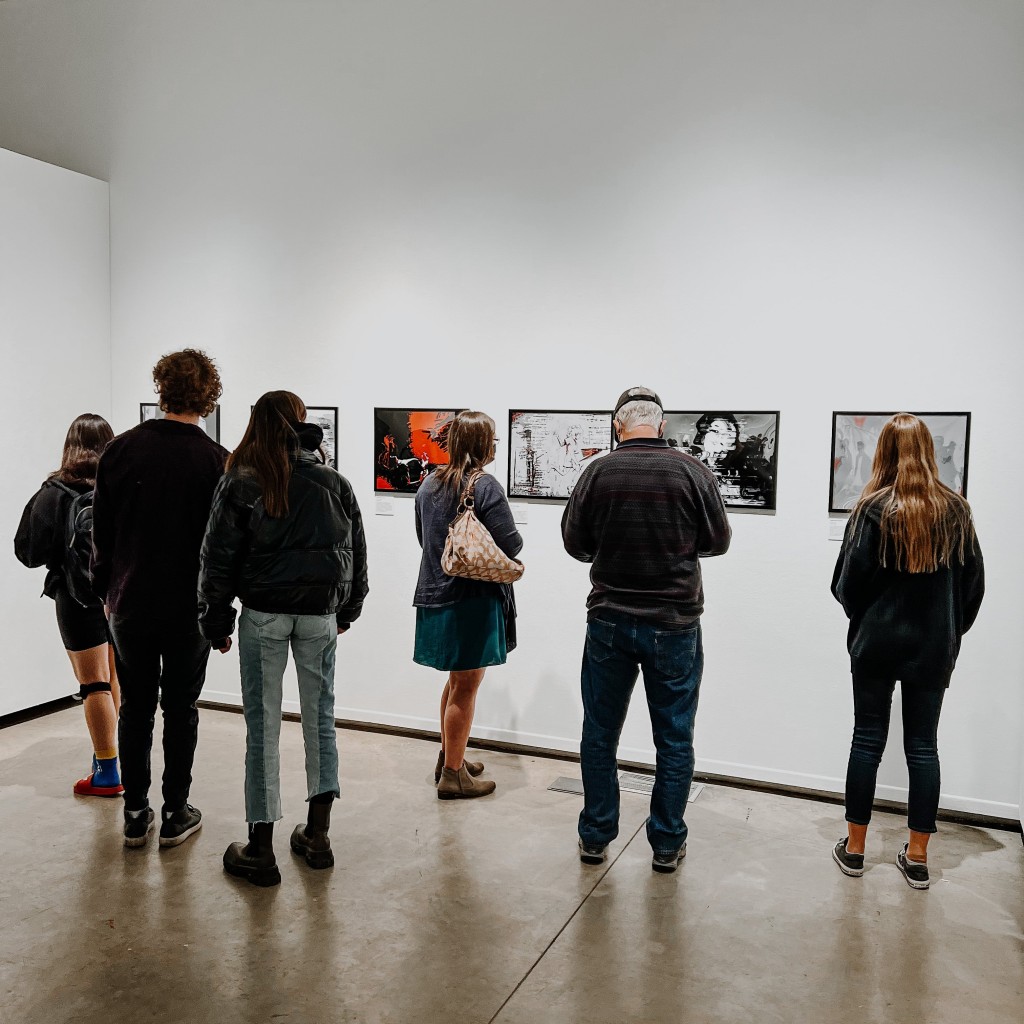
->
[507,409,614,501]
[305,406,339,468]
[634,410,781,512]
[374,407,463,494]
[829,411,972,513]
[140,402,221,443]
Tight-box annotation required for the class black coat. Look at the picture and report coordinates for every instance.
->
[831,502,985,683]
[14,478,89,597]
[197,426,368,641]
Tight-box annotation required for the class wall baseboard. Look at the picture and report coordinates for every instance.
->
[198,696,1023,834]
[0,695,78,730]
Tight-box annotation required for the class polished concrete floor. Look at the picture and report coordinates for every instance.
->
[1,706,1021,1024]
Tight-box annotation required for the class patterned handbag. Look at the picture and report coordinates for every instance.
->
[441,472,525,583]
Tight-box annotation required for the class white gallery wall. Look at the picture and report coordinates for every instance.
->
[0,2,1022,819]
[0,148,111,716]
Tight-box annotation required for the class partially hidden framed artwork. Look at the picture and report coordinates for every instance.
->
[306,406,338,468]
[140,403,221,444]
[375,408,462,493]
[507,410,613,500]
[658,411,780,511]
[830,411,971,513]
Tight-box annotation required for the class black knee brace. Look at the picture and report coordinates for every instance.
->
[79,681,112,699]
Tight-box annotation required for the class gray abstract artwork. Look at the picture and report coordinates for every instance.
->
[508,410,612,500]
[830,411,971,512]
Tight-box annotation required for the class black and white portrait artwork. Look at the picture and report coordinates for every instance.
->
[306,406,339,468]
[508,410,612,500]
[140,403,221,443]
[659,411,780,511]
[830,412,971,513]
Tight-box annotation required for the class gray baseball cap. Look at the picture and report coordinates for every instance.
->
[614,386,664,416]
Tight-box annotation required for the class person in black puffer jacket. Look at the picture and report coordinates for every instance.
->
[830,413,984,891]
[198,391,368,887]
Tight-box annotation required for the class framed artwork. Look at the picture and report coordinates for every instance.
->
[306,406,339,468]
[374,408,462,493]
[830,411,971,513]
[655,411,780,511]
[140,403,221,443]
[507,410,613,500]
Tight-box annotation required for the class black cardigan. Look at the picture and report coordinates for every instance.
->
[831,503,985,683]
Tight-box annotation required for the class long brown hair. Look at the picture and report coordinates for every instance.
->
[51,414,114,487]
[852,413,975,573]
[433,411,495,494]
[227,391,306,518]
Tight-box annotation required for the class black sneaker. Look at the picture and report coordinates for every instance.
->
[832,837,865,877]
[123,806,155,848]
[896,844,930,890]
[652,843,687,873]
[159,803,203,848]
[578,838,608,864]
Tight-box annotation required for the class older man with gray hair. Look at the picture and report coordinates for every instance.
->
[561,386,731,872]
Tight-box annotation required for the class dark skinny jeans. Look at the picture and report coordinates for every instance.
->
[844,665,947,834]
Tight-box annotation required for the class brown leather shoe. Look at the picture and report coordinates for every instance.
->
[434,750,485,785]
[437,765,496,799]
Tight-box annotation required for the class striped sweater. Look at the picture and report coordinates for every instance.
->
[561,438,731,627]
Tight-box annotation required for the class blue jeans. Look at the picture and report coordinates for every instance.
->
[845,666,946,834]
[238,608,341,823]
[579,613,703,853]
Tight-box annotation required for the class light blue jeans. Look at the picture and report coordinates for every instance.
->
[238,607,340,823]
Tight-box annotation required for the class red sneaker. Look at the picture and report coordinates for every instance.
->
[73,773,124,798]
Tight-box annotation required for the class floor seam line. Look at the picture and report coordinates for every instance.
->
[484,817,648,1024]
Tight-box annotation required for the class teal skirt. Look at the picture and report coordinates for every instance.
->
[414,594,507,672]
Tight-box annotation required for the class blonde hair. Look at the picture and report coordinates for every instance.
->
[851,413,975,573]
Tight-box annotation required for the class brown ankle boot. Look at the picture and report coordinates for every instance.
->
[437,764,496,800]
[434,750,485,785]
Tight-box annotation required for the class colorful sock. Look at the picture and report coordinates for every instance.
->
[92,753,121,787]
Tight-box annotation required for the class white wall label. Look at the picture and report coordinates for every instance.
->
[828,518,847,542]
[511,503,529,525]
[375,496,395,516]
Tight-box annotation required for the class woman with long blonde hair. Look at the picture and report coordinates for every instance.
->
[831,413,984,889]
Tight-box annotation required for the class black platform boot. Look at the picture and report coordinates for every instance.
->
[223,822,281,887]
[290,793,334,869]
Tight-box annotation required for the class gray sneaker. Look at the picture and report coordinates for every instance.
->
[578,838,608,864]
[159,803,203,847]
[652,843,687,873]
[896,844,930,890]
[832,837,865,877]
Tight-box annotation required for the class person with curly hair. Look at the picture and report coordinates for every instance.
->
[92,349,231,848]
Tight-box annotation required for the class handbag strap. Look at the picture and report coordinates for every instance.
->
[457,470,484,512]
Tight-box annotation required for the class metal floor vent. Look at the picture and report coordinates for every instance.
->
[548,776,585,795]
[619,772,704,802]
[548,773,704,803]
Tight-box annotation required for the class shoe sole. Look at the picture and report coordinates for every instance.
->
[74,784,124,797]
[437,788,495,800]
[579,852,607,865]
[159,820,203,848]
[832,847,865,877]
[289,838,335,869]
[223,861,282,887]
[897,854,930,890]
